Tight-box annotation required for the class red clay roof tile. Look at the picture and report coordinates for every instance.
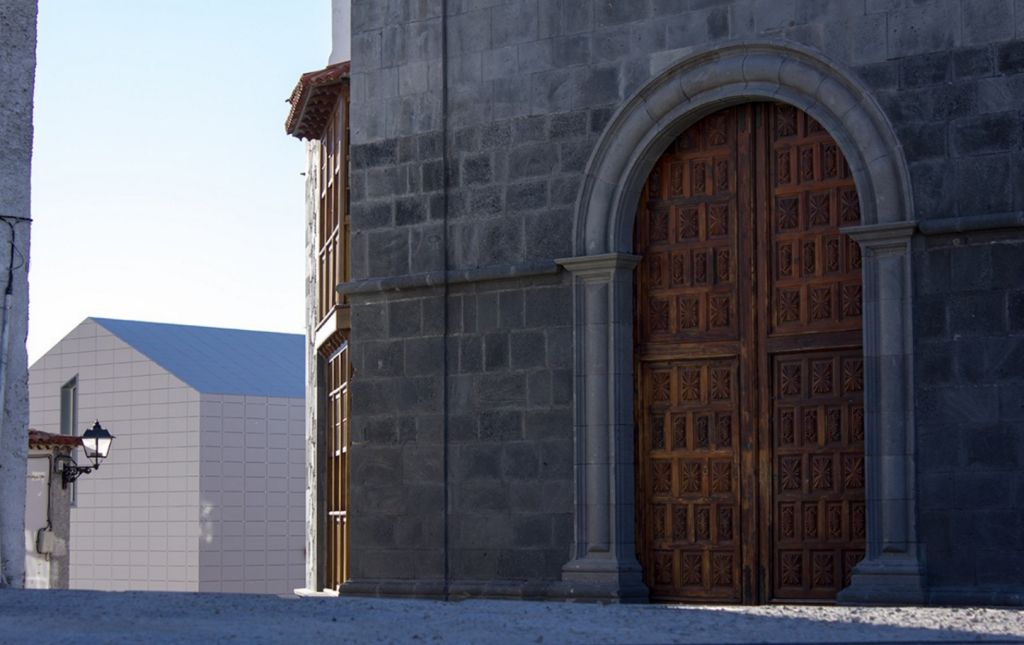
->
[285,61,350,140]
[28,429,82,448]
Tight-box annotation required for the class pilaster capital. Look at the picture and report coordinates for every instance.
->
[556,253,641,283]
[840,221,917,251]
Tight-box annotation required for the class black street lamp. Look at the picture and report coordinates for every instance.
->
[55,421,115,489]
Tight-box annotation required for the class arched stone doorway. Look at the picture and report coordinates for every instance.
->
[634,103,865,603]
[556,41,925,604]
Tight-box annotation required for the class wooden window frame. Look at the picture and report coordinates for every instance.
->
[314,85,351,592]
[321,340,349,590]
[316,93,351,327]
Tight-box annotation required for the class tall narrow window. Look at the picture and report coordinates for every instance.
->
[60,376,79,504]
[323,342,349,590]
[315,80,351,592]
[317,101,350,323]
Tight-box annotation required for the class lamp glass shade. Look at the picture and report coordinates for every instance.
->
[81,422,114,463]
[95,436,112,458]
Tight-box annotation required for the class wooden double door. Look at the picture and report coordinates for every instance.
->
[635,103,866,603]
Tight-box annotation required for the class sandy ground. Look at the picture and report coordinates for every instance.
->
[0,589,1022,645]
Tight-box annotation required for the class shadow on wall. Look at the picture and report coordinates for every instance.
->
[0,588,1021,643]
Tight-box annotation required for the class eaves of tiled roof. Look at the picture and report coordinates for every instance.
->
[28,429,81,449]
[285,60,350,140]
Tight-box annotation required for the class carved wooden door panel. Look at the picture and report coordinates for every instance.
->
[760,104,865,600]
[636,106,751,603]
[639,358,744,601]
[635,103,864,603]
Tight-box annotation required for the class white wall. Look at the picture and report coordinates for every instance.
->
[29,320,200,591]
[29,318,307,594]
[24,455,49,588]
[197,394,306,594]
[328,0,350,64]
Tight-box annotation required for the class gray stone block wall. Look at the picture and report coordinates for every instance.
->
[876,6,1024,595]
[347,290,447,583]
[444,275,574,583]
[346,0,446,590]
[913,235,1024,594]
[345,0,1024,600]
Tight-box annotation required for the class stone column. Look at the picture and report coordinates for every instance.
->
[554,253,648,602]
[837,222,926,604]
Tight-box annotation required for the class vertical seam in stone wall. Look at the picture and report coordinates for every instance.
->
[440,0,451,602]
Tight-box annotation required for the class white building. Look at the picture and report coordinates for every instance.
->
[28,318,306,593]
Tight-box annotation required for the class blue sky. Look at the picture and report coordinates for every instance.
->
[29,1,328,362]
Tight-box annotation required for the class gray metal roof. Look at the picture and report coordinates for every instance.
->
[92,318,304,399]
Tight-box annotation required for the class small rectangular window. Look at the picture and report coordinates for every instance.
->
[59,377,77,436]
[60,376,78,505]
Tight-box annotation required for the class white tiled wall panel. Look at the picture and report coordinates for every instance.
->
[197,393,306,594]
[28,319,305,593]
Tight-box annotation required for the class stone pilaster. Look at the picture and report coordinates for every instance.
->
[554,253,647,602]
[838,222,925,604]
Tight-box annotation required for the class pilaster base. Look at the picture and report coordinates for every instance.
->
[837,556,926,605]
[557,557,649,603]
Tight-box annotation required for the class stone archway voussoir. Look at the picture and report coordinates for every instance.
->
[867,155,905,223]
[778,57,828,104]
[815,76,862,125]
[741,52,785,85]
[676,57,746,102]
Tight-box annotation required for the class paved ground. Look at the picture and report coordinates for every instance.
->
[1,589,1022,644]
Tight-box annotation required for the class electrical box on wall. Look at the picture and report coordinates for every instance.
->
[36,527,55,555]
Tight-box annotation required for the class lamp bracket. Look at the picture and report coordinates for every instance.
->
[53,454,96,489]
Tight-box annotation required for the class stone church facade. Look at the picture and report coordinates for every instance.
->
[291,0,1024,605]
